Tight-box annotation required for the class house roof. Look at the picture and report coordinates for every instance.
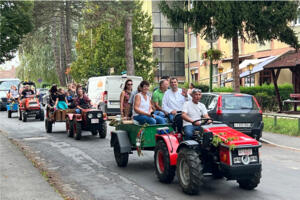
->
[263,50,300,69]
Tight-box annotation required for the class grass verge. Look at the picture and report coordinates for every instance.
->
[263,116,300,136]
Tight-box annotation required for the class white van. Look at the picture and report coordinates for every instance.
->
[87,75,143,115]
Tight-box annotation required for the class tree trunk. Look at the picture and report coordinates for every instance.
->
[232,34,240,92]
[51,15,65,86]
[65,1,72,81]
[124,15,134,75]
[59,4,67,86]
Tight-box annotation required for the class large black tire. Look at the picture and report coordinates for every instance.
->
[22,112,27,122]
[154,140,176,183]
[39,110,44,121]
[8,110,12,118]
[73,120,82,140]
[98,122,107,138]
[237,171,261,190]
[45,119,52,133]
[66,118,74,137]
[177,148,202,195]
[18,110,22,120]
[114,142,129,167]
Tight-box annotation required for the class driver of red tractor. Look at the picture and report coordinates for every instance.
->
[75,88,91,113]
[21,85,34,99]
[181,89,212,140]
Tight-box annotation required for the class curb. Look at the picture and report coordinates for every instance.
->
[261,138,300,152]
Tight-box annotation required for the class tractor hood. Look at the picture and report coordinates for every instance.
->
[204,125,259,146]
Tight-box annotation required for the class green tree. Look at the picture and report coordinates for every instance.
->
[0,1,33,64]
[160,1,300,92]
[71,1,155,82]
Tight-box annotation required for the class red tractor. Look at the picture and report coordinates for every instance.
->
[65,108,107,140]
[18,81,44,122]
[154,118,261,195]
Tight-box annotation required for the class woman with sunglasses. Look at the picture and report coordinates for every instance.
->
[120,79,133,119]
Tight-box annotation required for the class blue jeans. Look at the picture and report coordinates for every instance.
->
[133,114,166,125]
[183,125,201,140]
[154,111,165,118]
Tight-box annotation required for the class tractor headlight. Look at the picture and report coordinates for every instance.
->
[88,113,93,119]
[249,155,258,162]
[241,155,250,165]
[233,157,242,164]
[97,113,102,118]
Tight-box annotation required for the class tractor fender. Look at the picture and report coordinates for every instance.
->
[155,134,180,166]
[176,140,200,153]
[111,130,131,153]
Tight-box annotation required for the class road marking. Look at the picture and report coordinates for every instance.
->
[261,138,300,152]
[23,136,48,141]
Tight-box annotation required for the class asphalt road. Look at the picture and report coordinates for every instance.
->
[0,111,299,200]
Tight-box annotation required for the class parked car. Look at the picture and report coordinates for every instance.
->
[37,88,48,105]
[42,91,49,107]
[200,93,263,140]
[0,78,20,111]
[86,75,142,115]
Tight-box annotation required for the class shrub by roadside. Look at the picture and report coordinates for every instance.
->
[263,116,300,136]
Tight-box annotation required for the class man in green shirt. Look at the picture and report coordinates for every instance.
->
[152,79,169,116]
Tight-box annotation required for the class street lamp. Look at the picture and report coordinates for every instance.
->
[218,66,224,87]
[247,63,254,87]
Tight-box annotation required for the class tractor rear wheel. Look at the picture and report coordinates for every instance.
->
[114,142,129,167]
[8,110,12,118]
[98,122,107,138]
[45,119,52,133]
[66,118,74,137]
[73,120,82,140]
[177,148,202,195]
[154,140,176,183]
[237,171,261,190]
[22,112,27,122]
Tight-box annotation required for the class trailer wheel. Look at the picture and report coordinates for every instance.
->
[154,140,176,183]
[114,142,129,167]
[237,171,261,190]
[45,119,52,133]
[8,110,12,118]
[177,148,202,195]
[39,110,44,121]
[19,110,22,120]
[66,118,74,137]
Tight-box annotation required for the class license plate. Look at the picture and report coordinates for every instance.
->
[234,123,252,128]
[110,101,119,105]
[91,119,99,124]
[238,149,252,156]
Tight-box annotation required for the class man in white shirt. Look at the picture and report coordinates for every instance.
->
[182,89,211,140]
[162,77,190,122]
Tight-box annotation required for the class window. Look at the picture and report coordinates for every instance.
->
[154,47,185,77]
[152,1,184,42]
[244,75,255,87]
[190,33,197,49]
[212,64,218,83]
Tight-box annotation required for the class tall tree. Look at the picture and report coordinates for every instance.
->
[0,1,33,64]
[160,1,300,92]
[83,0,137,75]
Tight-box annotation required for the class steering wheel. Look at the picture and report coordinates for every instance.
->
[192,118,213,126]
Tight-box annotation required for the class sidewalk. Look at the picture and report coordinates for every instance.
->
[0,133,62,200]
[262,131,300,150]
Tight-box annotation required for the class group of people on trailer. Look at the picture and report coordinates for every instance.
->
[7,84,37,106]
[120,77,211,140]
[48,83,91,114]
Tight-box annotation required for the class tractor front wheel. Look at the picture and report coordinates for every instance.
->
[114,142,129,167]
[237,171,261,190]
[154,140,176,183]
[177,148,202,195]
[22,112,27,122]
[73,120,82,140]
[98,122,107,138]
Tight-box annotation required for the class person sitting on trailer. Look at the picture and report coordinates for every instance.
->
[75,88,91,113]
[54,88,68,110]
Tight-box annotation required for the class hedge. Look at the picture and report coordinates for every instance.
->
[213,83,294,111]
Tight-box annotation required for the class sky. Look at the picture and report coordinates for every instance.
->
[0,52,20,70]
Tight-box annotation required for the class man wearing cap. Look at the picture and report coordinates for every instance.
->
[181,89,212,140]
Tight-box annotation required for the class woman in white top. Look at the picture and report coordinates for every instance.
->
[133,81,166,125]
